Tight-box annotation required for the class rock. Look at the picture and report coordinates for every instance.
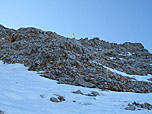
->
[132,101,139,105]
[86,91,100,96]
[125,105,136,111]
[0,110,4,114]
[73,100,76,103]
[148,78,152,81]
[0,25,152,93]
[57,96,65,102]
[50,95,65,103]
[144,102,151,108]
[86,93,93,96]
[50,97,59,103]
[72,90,83,95]
[92,37,99,40]
[91,91,100,96]
[40,94,45,98]
[126,102,152,110]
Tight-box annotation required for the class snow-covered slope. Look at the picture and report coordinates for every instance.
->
[0,61,152,114]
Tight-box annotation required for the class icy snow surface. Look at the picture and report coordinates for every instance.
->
[0,61,152,114]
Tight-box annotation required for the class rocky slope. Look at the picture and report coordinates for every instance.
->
[0,24,152,93]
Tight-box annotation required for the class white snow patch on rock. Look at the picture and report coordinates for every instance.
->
[103,65,152,82]
[128,52,132,56]
[109,57,115,60]
[92,61,152,82]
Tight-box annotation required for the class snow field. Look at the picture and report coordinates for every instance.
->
[0,61,152,114]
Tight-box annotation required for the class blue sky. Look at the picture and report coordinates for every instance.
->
[0,0,152,52]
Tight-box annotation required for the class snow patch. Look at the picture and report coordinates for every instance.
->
[1,37,5,40]
[118,53,123,56]
[128,52,132,56]
[103,65,152,82]
[118,52,132,56]
[109,57,115,60]
[92,61,152,82]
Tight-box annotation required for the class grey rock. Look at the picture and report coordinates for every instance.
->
[148,78,152,81]
[86,93,93,96]
[91,91,100,96]
[72,90,83,95]
[125,105,136,111]
[86,91,100,96]
[0,110,4,114]
[50,97,59,103]
[126,102,152,110]
[144,102,151,108]
[57,96,65,102]
[73,100,76,103]
[85,91,100,96]
[40,94,45,98]
[0,25,152,93]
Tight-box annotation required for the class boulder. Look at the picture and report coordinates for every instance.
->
[50,97,59,103]
[72,90,83,95]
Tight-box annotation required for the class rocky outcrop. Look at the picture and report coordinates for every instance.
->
[50,96,65,103]
[125,102,152,110]
[0,24,152,93]
[72,90,100,97]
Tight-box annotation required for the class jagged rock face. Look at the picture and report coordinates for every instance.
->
[0,24,152,93]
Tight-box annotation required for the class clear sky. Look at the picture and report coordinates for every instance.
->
[0,0,152,52]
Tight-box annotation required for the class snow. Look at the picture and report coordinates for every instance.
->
[0,61,152,114]
[119,58,123,60]
[109,57,115,60]
[109,57,123,60]
[118,52,132,56]
[92,61,152,82]
[128,52,132,56]
[1,37,5,40]
[118,53,123,56]
[150,64,152,66]
[103,65,152,82]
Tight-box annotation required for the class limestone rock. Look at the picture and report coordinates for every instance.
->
[72,90,83,95]
[0,25,152,93]
[57,96,65,102]
[125,102,152,110]
[91,91,100,96]
[125,105,136,111]
[50,97,59,103]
